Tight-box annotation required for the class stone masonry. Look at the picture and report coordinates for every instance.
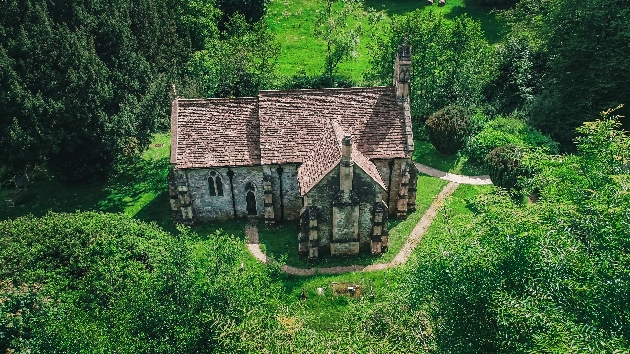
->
[169,42,416,259]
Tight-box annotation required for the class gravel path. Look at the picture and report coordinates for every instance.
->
[245,181,460,276]
[414,162,492,185]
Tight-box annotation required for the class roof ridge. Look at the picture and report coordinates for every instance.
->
[259,86,394,96]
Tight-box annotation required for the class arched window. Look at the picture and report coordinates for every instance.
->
[208,177,216,196]
[216,176,224,196]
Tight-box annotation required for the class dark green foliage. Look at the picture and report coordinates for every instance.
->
[486,144,526,189]
[483,34,547,116]
[366,10,496,121]
[464,116,558,162]
[426,105,472,154]
[504,0,630,147]
[464,0,518,7]
[0,0,217,182]
[0,212,280,352]
[216,0,268,28]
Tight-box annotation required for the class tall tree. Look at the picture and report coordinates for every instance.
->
[0,0,218,181]
[186,14,279,98]
[366,10,496,121]
[504,0,630,148]
[313,0,373,86]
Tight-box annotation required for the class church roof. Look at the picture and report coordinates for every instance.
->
[171,86,410,194]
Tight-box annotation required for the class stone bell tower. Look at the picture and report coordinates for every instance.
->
[393,40,411,103]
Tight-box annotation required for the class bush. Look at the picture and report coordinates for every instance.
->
[486,144,528,189]
[465,117,558,162]
[426,106,472,155]
[0,212,279,352]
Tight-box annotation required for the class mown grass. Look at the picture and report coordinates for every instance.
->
[413,140,488,176]
[278,269,396,331]
[412,182,494,257]
[267,0,507,82]
[258,175,449,268]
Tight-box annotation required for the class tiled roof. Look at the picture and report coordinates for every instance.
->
[171,98,260,168]
[171,86,408,190]
[296,122,342,195]
[351,143,387,191]
[258,87,408,163]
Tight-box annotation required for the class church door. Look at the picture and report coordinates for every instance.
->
[246,191,257,215]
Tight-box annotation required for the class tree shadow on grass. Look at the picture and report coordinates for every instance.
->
[444,4,507,43]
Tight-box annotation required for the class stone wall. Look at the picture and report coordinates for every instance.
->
[304,162,384,253]
[265,164,301,221]
[373,158,408,216]
[185,166,264,220]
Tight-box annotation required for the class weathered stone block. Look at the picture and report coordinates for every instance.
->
[330,242,360,255]
[332,205,359,241]
[309,247,319,259]
[371,241,382,255]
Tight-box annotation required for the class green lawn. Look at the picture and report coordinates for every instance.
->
[411,182,494,259]
[267,0,507,82]
[258,175,449,268]
[413,140,488,176]
[278,269,396,331]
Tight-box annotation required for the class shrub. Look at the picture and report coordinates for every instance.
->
[426,106,472,155]
[486,144,528,189]
[465,117,558,162]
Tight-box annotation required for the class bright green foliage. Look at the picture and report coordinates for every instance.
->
[313,0,373,86]
[0,212,280,352]
[402,115,630,352]
[464,116,558,162]
[366,10,496,120]
[486,144,527,189]
[186,14,280,97]
[0,0,218,181]
[426,105,472,154]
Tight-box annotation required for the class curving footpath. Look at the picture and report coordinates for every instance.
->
[414,162,492,185]
[246,165,492,276]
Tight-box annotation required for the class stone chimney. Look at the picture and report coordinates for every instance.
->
[393,40,411,103]
[339,134,354,202]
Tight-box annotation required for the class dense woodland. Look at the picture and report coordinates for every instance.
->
[1,0,630,352]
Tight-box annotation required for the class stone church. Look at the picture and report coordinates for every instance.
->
[168,43,417,259]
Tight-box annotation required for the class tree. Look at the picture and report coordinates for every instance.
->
[186,14,280,98]
[503,0,630,148]
[0,212,282,352]
[366,10,496,121]
[313,0,373,86]
[426,105,472,154]
[0,0,218,181]
[215,0,268,28]
[402,113,630,352]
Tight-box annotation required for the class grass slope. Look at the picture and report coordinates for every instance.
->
[267,0,506,82]
[413,140,488,176]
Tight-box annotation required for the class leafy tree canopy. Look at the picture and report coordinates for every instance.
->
[367,10,496,121]
[0,0,218,182]
[0,212,281,352]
